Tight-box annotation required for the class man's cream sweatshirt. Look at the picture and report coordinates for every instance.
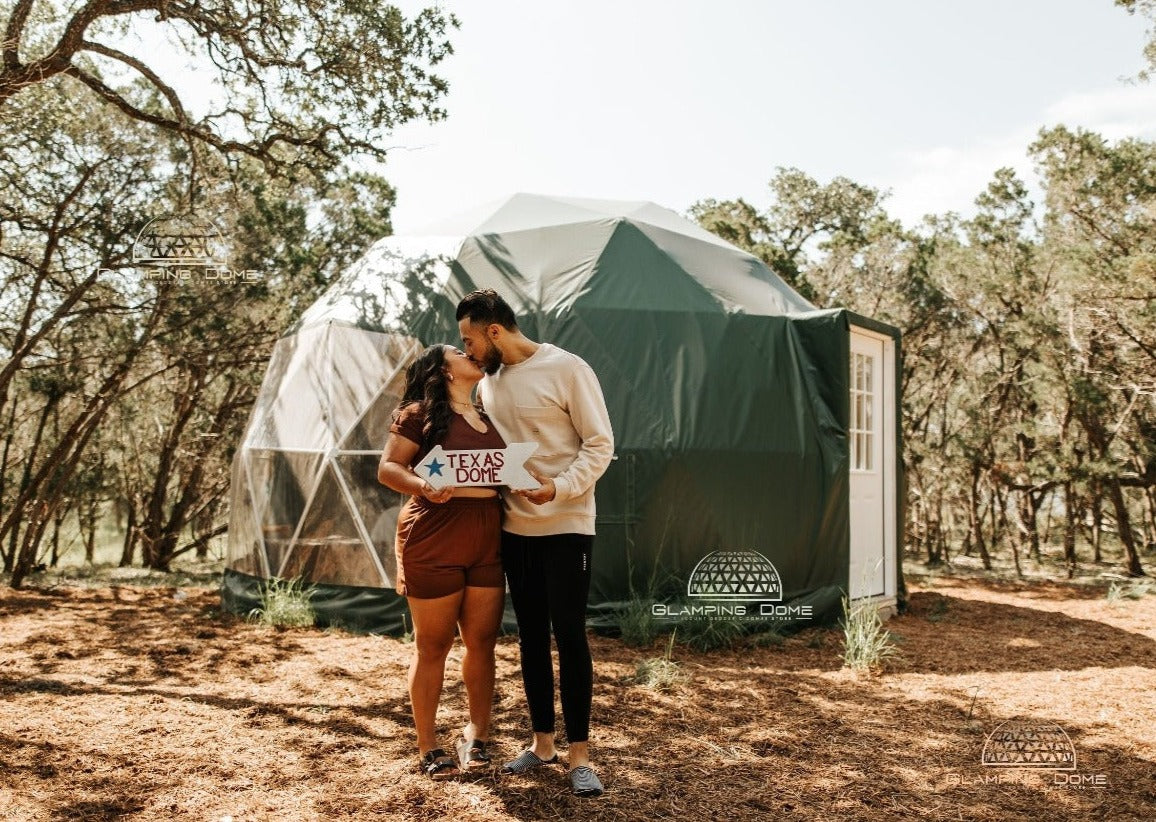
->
[479,343,614,536]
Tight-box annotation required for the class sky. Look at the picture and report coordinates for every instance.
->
[378,0,1156,233]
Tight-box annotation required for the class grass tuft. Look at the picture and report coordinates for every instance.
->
[633,632,687,691]
[1107,579,1153,603]
[248,577,316,628]
[676,613,744,652]
[841,593,897,671]
[618,596,659,647]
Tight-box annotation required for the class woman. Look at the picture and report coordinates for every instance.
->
[377,344,506,779]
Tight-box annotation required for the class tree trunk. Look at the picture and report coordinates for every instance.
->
[926,513,942,565]
[1063,481,1078,578]
[909,494,926,561]
[1107,477,1144,577]
[81,503,96,565]
[4,292,168,588]
[0,397,17,563]
[139,367,204,571]
[120,502,136,567]
[5,397,56,576]
[937,487,950,563]
[1026,490,1044,562]
[11,507,51,588]
[1142,485,1156,557]
[1042,486,1055,550]
[1091,485,1103,564]
[195,526,211,560]
[1017,492,1045,561]
[993,483,1010,559]
[142,375,247,571]
[969,467,991,570]
[50,508,63,567]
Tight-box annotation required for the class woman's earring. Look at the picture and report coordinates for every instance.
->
[448,375,454,382]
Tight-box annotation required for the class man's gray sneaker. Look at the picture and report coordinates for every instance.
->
[499,749,558,775]
[570,765,604,797]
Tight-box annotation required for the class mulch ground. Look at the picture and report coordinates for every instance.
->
[1,575,1154,821]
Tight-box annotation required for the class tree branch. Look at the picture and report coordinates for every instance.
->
[2,0,36,71]
[79,40,191,125]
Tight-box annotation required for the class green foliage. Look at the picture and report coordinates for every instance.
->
[691,132,1156,579]
[1117,0,1156,80]
[675,615,745,653]
[0,1,458,178]
[249,577,317,628]
[618,526,680,648]
[617,596,660,648]
[747,627,786,648]
[841,594,897,672]
[1106,579,1154,603]
[399,612,416,644]
[689,167,894,305]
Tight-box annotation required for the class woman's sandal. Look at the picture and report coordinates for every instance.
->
[419,748,460,780]
[455,737,493,772]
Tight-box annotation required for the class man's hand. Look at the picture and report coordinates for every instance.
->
[514,471,556,505]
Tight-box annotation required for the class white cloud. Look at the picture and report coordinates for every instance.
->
[882,83,1156,226]
[1043,83,1156,139]
[883,131,1037,226]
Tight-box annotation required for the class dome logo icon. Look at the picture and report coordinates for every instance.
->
[132,214,228,268]
[981,720,1076,770]
[687,550,782,601]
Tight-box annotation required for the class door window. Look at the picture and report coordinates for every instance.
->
[850,352,875,472]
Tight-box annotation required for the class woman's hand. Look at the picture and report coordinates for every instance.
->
[378,433,454,502]
[419,481,454,503]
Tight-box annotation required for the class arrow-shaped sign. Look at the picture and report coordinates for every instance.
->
[414,442,539,490]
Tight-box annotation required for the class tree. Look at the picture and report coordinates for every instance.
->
[691,144,1154,579]
[0,73,404,585]
[1,0,449,586]
[1032,125,1156,576]
[1117,0,1156,79]
[689,168,890,303]
[0,0,457,179]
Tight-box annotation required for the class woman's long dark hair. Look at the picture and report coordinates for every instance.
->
[395,344,453,449]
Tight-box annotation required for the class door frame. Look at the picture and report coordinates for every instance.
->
[848,321,899,608]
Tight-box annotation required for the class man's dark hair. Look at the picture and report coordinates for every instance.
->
[455,289,518,330]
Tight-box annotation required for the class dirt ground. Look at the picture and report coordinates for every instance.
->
[1,573,1154,821]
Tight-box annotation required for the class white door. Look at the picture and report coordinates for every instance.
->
[849,333,885,598]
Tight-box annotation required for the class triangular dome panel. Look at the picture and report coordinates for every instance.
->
[282,463,385,586]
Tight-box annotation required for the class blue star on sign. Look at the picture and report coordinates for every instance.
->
[425,458,444,477]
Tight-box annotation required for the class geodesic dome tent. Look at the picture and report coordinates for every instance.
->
[222,194,903,633]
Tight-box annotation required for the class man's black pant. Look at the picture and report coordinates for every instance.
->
[501,531,593,744]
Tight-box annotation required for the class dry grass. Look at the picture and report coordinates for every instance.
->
[1,574,1154,821]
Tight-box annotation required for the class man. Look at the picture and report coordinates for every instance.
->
[456,289,614,798]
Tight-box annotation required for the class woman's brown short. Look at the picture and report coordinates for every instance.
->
[394,495,503,599]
